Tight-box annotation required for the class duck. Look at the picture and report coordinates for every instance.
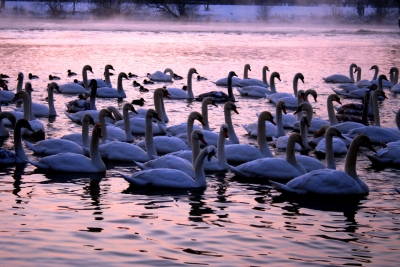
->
[97,109,160,162]
[61,113,95,147]
[266,72,300,104]
[139,86,149,92]
[225,111,275,164]
[128,72,138,78]
[236,65,269,88]
[97,64,115,88]
[0,119,34,164]
[147,68,174,82]
[28,73,39,79]
[132,80,141,87]
[197,75,207,81]
[120,146,216,189]
[27,124,106,173]
[229,133,307,181]
[0,112,16,138]
[67,69,77,76]
[58,65,93,93]
[143,79,155,85]
[323,63,358,83]
[166,68,198,99]
[271,134,376,196]
[11,90,45,140]
[213,64,250,87]
[66,79,98,113]
[0,73,9,79]
[96,72,128,98]
[131,98,146,106]
[49,75,60,80]
[0,78,8,90]
[197,71,237,103]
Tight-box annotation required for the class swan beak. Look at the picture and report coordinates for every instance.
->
[89,118,95,126]
[199,118,205,126]
[224,128,229,138]
[11,93,20,103]
[368,144,377,153]
[154,113,162,121]
[131,107,138,114]
[337,132,346,140]
[199,134,207,146]
[300,78,304,83]
[108,113,115,120]
[382,92,388,99]
[282,106,287,115]
[207,149,216,161]
[301,93,306,101]
[232,107,239,114]
[211,101,218,107]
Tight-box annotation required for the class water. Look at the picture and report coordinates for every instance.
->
[0,21,400,266]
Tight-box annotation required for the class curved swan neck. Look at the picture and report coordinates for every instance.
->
[25,85,36,121]
[243,64,250,79]
[145,111,158,158]
[293,73,302,96]
[344,137,362,179]
[262,66,268,84]
[286,134,306,174]
[154,89,166,127]
[269,72,278,93]
[98,110,109,143]
[194,147,208,187]
[327,95,338,125]
[227,73,235,102]
[392,68,399,85]
[276,105,285,137]
[82,65,91,90]
[117,73,125,93]
[191,136,201,166]
[349,64,356,83]
[355,67,361,82]
[123,106,134,142]
[224,103,239,144]
[187,68,196,99]
[16,73,24,92]
[186,113,197,148]
[371,65,378,80]
[217,126,228,168]
[104,66,113,87]
[20,92,31,121]
[325,128,336,170]
[257,112,273,157]
[14,122,27,161]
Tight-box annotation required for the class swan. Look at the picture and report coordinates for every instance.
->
[96,64,114,88]
[58,65,93,93]
[66,79,98,113]
[275,113,308,151]
[166,68,198,99]
[27,124,106,173]
[147,68,174,82]
[0,112,16,138]
[166,111,205,142]
[98,109,160,162]
[390,67,400,93]
[323,63,357,83]
[96,72,128,98]
[24,137,85,156]
[229,133,307,181]
[61,113,95,147]
[197,71,237,103]
[0,119,33,164]
[96,108,130,144]
[129,87,169,123]
[236,65,269,88]
[368,64,392,88]
[314,126,348,160]
[345,90,400,144]
[225,111,275,164]
[0,72,23,103]
[65,104,121,124]
[270,134,376,196]
[336,66,363,91]
[121,145,216,189]
[11,90,45,140]
[266,72,300,104]
[200,97,218,131]
[293,102,331,133]
[213,64,250,87]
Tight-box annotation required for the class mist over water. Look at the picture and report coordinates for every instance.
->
[0,18,399,266]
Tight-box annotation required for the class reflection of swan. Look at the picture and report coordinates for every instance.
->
[197,71,237,102]
[61,113,94,147]
[0,119,33,164]
[229,133,306,181]
[59,65,93,93]
[236,65,269,87]
[166,68,198,99]
[225,111,275,164]
[271,134,376,196]
[323,63,357,83]
[147,68,174,82]
[266,72,299,104]
[28,124,106,173]
[214,64,250,86]
[66,79,97,113]
[121,146,216,189]
[96,72,128,98]
[0,112,16,138]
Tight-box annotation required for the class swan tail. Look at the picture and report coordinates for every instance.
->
[24,140,38,152]
[119,173,150,186]
[270,181,306,194]
[134,161,150,171]
[64,112,80,123]
[27,160,50,170]
[241,124,252,134]
[366,154,391,166]
[228,164,247,177]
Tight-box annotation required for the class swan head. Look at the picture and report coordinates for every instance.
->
[354,66,361,74]
[305,89,318,102]
[276,101,287,114]
[191,111,205,126]
[228,71,238,78]
[295,73,304,83]
[300,114,310,128]
[82,113,95,126]
[11,91,28,103]
[221,124,229,138]
[389,67,399,75]
[272,72,281,81]
[245,64,251,72]
[120,72,129,80]
[290,133,305,149]
[162,88,171,98]
[378,74,388,82]
[124,103,138,115]
[298,90,306,101]
[17,72,24,81]
[207,146,217,161]
[100,108,115,121]
[105,64,115,71]
[24,82,33,92]
[146,109,161,121]
[370,65,378,71]
[353,134,376,153]
[294,102,312,116]
[16,119,34,132]
[48,82,60,93]
[89,79,98,91]
[350,63,358,69]
[260,111,275,125]
[83,65,93,74]
[263,66,270,72]
[225,102,239,114]
[326,126,345,140]
[329,94,341,105]
[203,97,218,107]
[93,124,102,139]
[192,129,207,146]
[189,68,198,75]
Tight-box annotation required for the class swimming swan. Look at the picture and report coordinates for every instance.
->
[197,71,237,103]
[96,72,128,98]
[61,113,95,147]
[236,65,269,87]
[166,68,198,99]
[59,65,93,93]
[147,68,174,82]
[323,63,357,83]
[213,64,250,86]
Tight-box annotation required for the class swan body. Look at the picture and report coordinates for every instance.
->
[236,65,269,88]
[0,72,23,103]
[59,65,93,93]
[24,139,84,155]
[275,112,308,151]
[271,135,375,196]
[61,113,94,147]
[66,79,97,113]
[96,72,128,98]
[236,85,272,97]
[121,146,216,189]
[27,124,106,173]
[266,72,298,104]
[197,71,237,103]
[323,63,357,83]
[214,64,250,87]
[147,68,174,82]
[166,111,204,140]
[0,119,33,164]
[166,68,198,99]
[0,112,16,138]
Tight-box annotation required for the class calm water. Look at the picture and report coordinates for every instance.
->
[0,21,400,266]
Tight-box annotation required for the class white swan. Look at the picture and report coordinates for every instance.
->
[323,63,357,83]
[59,65,93,93]
[229,133,306,181]
[98,109,160,162]
[97,64,115,88]
[0,119,33,164]
[271,134,376,196]
[95,108,129,144]
[314,126,348,161]
[11,90,46,140]
[293,102,331,133]
[121,146,216,189]
[213,64,250,86]
[266,72,299,104]
[65,104,121,124]
[66,79,97,113]
[368,64,392,88]
[28,124,106,173]
[24,137,84,156]
[0,72,23,103]
[390,67,400,93]
[96,72,128,98]
[197,71,237,102]
[236,65,269,88]
[61,113,94,147]
[0,112,16,138]
[275,113,308,151]
[147,68,174,82]
[166,68,198,99]
[166,111,205,141]
[225,111,275,164]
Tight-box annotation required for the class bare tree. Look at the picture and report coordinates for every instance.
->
[139,0,199,19]
[91,0,137,17]
[36,0,67,17]
[257,0,273,21]
[1,0,5,10]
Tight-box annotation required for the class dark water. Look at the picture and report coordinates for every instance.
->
[0,21,399,266]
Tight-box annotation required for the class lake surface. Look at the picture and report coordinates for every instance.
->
[0,20,400,266]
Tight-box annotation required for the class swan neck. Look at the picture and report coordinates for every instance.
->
[344,139,361,179]
[293,75,299,96]
[48,87,56,116]
[356,68,361,82]
[227,75,235,102]
[327,96,338,125]
[270,74,277,93]
[17,77,23,93]
[22,93,30,121]
[217,129,228,168]
[372,67,378,80]
[194,148,208,187]
[154,91,166,127]
[372,91,380,127]
[123,108,134,142]
[27,89,36,121]
[224,108,239,144]
[276,106,285,137]
[14,123,27,161]
[105,68,111,87]
[350,65,355,83]
[187,69,194,99]
[90,129,105,170]
[325,131,336,169]
[201,101,210,131]
[286,136,306,174]
[82,67,89,89]
[262,66,268,84]
[300,119,309,150]
[99,113,108,144]
[117,74,124,93]
[257,114,273,157]
[145,115,157,158]
[82,118,90,148]
[191,138,200,166]
[243,65,249,79]
[186,115,195,148]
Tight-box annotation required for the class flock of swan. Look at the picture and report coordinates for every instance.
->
[0,63,399,196]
